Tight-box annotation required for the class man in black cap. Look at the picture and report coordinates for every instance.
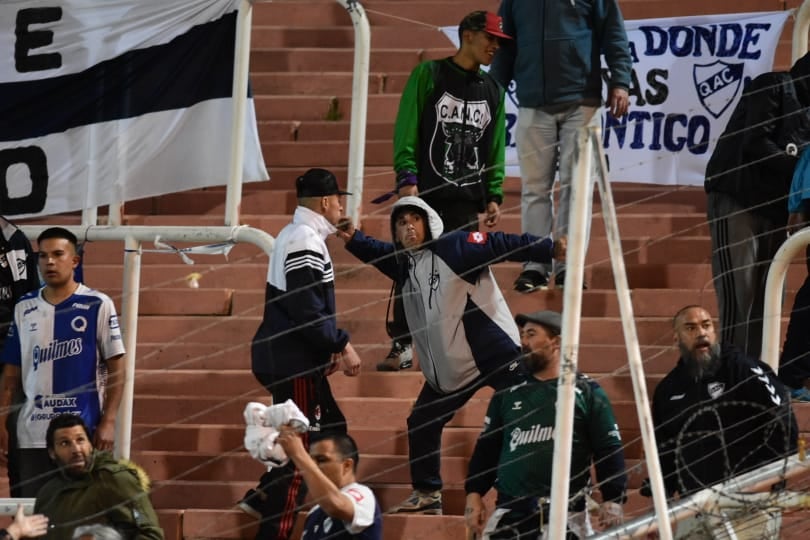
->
[240,168,362,540]
[465,310,626,538]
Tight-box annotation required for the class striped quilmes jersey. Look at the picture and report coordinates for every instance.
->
[2,284,125,448]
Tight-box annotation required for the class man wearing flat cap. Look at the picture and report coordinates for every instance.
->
[240,168,362,540]
[464,310,627,538]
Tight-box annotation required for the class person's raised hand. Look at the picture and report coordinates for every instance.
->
[335,217,356,242]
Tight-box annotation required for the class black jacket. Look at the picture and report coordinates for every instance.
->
[705,56,810,224]
[250,207,348,380]
[0,217,38,345]
[652,344,797,496]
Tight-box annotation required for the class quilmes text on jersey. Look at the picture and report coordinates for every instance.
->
[509,424,554,452]
[32,338,83,370]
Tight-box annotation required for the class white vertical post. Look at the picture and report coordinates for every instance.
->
[591,130,673,539]
[761,229,810,371]
[336,0,370,224]
[792,0,810,63]
[547,127,592,539]
[114,234,141,460]
[224,0,253,227]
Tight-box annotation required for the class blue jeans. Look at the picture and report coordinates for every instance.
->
[516,104,598,276]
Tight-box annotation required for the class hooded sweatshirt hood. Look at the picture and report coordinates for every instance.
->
[390,196,444,247]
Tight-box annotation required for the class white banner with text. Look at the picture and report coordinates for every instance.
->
[443,10,791,185]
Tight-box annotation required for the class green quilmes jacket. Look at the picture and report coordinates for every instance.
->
[393,58,506,209]
[35,451,164,540]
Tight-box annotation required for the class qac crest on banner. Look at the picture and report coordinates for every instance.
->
[693,61,744,119]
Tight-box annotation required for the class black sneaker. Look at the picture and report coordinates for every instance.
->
[513,270,549,293]
[554,271,588,290]
[237,488,266,520]
[376,340,414,371]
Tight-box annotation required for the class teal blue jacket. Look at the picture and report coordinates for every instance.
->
[490,0,632,107]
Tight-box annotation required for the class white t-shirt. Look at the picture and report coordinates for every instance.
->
[302,482,381,539]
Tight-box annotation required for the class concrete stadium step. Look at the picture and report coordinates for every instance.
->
[134,450,469,485]
[132,424,481,458]
[93,210,713,247]
[263,140,393,167]
[81,258,808,298]
[248,0,773,28]
[251,1,500,28]
[124,288,234,316]
[250,49,447,75]
[134,174,707,209]
[252,72,410,97]
[149,479,654,519]
[156,511,182,540]
[258,119,397,141]
[134,341,677,375]
[132,395,491,428]
[133,370,662,402]
[135,450,653,491]
[254,93,401,122]
[251,26,455,50]
[141,210,705,239]
[227,287,721,321]
[129,315,686,347]
[180,509,467,540]
[131,394,655,437]
[80,233,718,268]
[131,184,710,216]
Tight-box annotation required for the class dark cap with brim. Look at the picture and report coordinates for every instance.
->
[515,310,562,335]
[296,168,352,198]
[459,11,512,40]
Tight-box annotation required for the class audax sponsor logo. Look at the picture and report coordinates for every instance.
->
[33,338,83,370]
[509,424,554,452]
[71,302,91,310]
[33,394,78,410]
[23,305,38,316]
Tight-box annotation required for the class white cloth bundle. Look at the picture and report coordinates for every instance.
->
[243,400,310,469]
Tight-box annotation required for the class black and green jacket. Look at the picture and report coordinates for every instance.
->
[393,57,506,209]
[35,451,164,540]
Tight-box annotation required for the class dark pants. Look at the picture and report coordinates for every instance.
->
[389,198,481,345]
[408,366,523,492]
[251,371,347,540]
[489,494,579,539]
[708,192,785,358]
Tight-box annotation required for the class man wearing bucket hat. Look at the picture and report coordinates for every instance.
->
[373,10,513,373]
[338,197,566,514]
[465,310,626,538]
[240,168,362,540]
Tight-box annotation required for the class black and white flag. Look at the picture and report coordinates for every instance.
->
[0,0,269,217]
